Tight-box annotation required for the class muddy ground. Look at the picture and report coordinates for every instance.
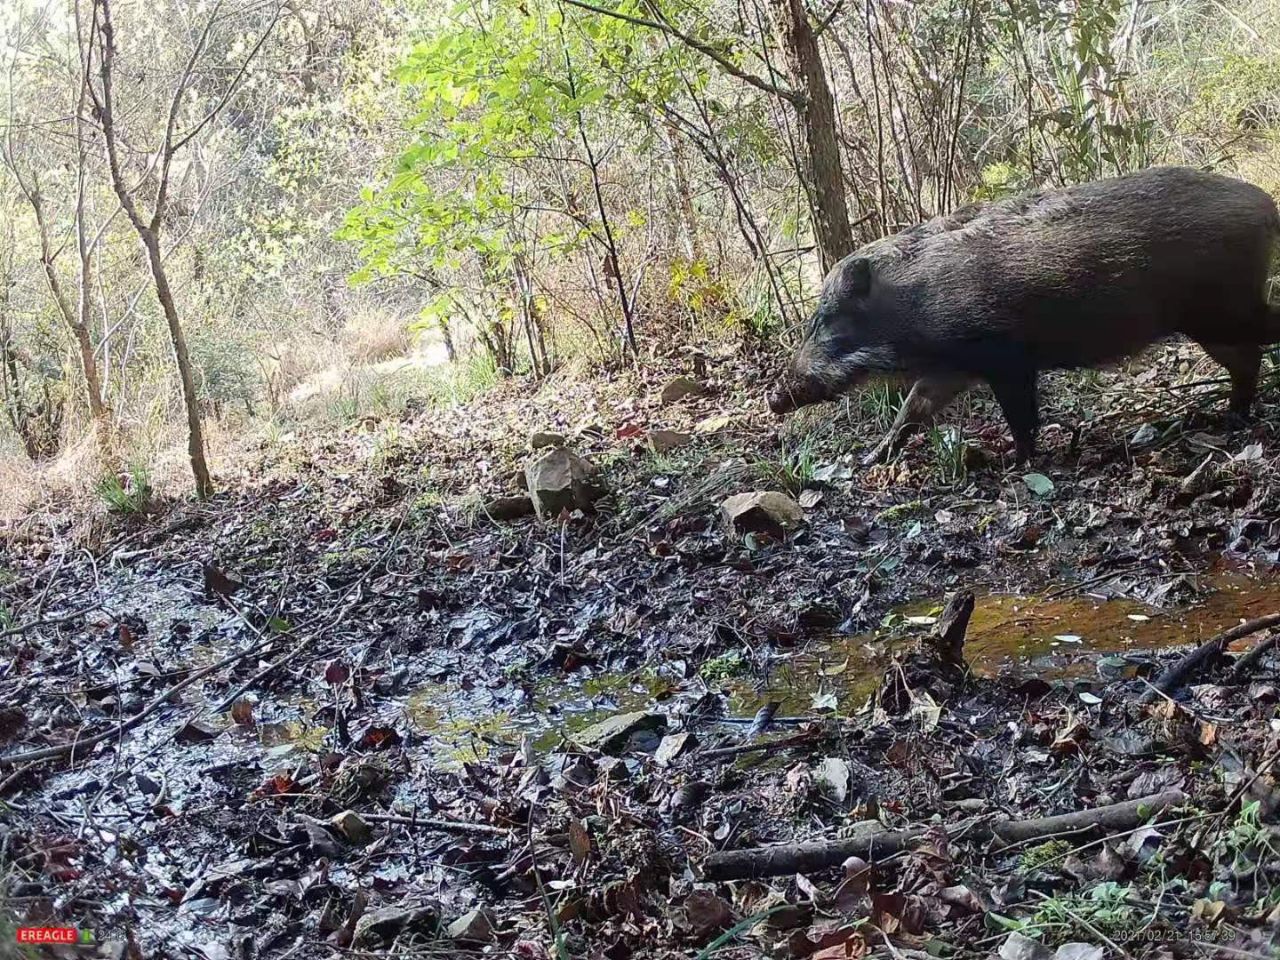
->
[3,342,1280,960]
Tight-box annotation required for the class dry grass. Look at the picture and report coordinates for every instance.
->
[342,305,412,364]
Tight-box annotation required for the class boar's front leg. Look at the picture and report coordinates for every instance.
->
[987,369,1040,464]
[862,375,968,466]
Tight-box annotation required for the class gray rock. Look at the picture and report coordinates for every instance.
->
[721,491,805,537]
[648,429,693,453]
[529,431,567,450]
[446,906,497,943]
[659,376,707,405]
[353,905,439,949]
[330,809,371,845]
[525,447,605,518]
[570,711,667,754]
[481,495,535,521]
[654,732,697,767]
[999,932,1051,960]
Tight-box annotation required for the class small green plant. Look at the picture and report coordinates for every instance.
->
[1222,800,1276,876]
[1019,839,1072,870]
[926,425,968,484]
[754,437,818,494]
[96,463,153,514]
[853,381,903,432]
[876,500,926,525]
[700,649,747,683]
[1031,882,1138,943]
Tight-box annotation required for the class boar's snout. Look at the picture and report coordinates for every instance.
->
[767,358,837,415]
[767,385,796,415]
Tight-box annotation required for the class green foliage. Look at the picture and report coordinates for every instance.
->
[97,463,153,514]
[700,649,747,682]
[1018,839,1072,870]
[926,425,968,485]
[1031,882,1138,943]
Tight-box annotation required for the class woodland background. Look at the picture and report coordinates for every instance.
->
[1,0,1278,506]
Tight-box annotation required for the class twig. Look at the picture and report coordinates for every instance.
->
[700,790,1185,880]
[698,729,819,760]
[1140,614,1280,704]
[1229,631,1280,683]
[359,812,509,837]
[0,605,106,638]
[0,628,279,767]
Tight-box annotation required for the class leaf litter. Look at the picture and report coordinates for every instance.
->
[4,352,1280,956]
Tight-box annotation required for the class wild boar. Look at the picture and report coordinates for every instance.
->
[767,166,1280,463]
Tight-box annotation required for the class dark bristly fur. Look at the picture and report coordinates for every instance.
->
[768,166,1280,463]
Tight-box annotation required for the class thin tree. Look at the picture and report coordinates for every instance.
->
[2,11,115,461]
[82,0,279,498]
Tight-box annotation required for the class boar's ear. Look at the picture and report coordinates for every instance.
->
[839,257,871,298]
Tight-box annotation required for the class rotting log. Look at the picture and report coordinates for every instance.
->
[700,790,1186,880]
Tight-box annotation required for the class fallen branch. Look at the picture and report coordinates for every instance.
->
[360,812,510,837]
[699,730,819,760]
[1140,614,1280,704]
[700,790,1185,880]
[0,605,106,639]
[1230,631,1280,683]
[0,630,279,767]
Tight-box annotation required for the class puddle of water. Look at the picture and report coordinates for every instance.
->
[402,569,1280,757]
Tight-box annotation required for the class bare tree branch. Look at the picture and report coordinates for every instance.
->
[558,0,804,104]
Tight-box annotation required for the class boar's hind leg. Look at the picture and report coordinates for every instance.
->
[988,370,1040,464]
[861,376,968,466]
[1197,342,1261,417]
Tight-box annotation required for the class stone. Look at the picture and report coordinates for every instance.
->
[654,732,697,767]
[721,491,805,538]
[330,809,372,845]
[659,376,707,405]
[353,905,439,949]
[525,447,605,518]
[481,495,534,521]
[648,429,693,454]
[529,430,566,450]
[1180,453,1218,496]
[445,907,497,943]
[999,932,1051,960]
[813,757,853,805]
[570,711,667,754]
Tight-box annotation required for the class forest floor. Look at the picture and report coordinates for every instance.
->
[4,340,1280,960]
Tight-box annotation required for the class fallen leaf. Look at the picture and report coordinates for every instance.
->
[568,817,591,866]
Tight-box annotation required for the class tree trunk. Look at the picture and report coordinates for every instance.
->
[37,254,111,446]
[141,230,213,499]
[766,0,855,272]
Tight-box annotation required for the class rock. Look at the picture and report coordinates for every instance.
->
[659,376,707,405]
[1180,453,1218,496]
[529,430,566,450]
[481,495,534,521]
[570,711,667,754]
[546,753,596,792]
[721,491,804,538]
[596,757,632,782]
[524,447,606,518]
[330,809,372,845]
[353,905,439,949]
[648,429,693,453]
[654,732,697,767]
[682,889,734,937]
[999,932,1051,960]
[813,757,853,805]
[445,907,496,943]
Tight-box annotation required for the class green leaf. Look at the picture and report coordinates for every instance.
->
[1022,472,1055,497]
